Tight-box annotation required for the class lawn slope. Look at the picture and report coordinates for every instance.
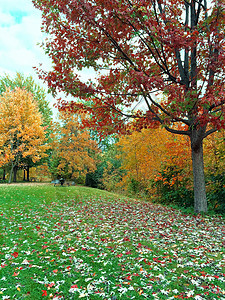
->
[0,185,224,299]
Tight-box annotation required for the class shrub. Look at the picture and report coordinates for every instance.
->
[85,163,105,189]
[153,166,194,208]
[127,178,141,194]
[126,178,146,195]
[0,179,7,184]
[206,173,225,213]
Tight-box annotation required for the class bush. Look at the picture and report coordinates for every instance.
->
[127,178,141,194]
[153,166,194,208]
[0,179,7,184]
[206,173,225,213]
[157,186,194,207]
[76,176,86,185]
[85,163,105,189]
[126,178,147,196]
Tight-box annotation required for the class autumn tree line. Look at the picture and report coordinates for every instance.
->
[0,73,224,213]
[0,73,97,184]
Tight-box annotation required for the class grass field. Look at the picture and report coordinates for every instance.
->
[0,184,224,300]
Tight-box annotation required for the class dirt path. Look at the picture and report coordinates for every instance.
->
[0,182,51,187]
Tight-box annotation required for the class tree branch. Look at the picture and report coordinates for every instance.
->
[164,126,190,136]
[204,128,217,138]
[209,100,225,112]
[175,50,186,85]
[145,90,191,126]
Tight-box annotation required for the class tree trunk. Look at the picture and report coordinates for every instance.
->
[9,162,14,184]
[13,166,18,182]
[3,168,6,180]
[23,169,26,181]
[191,140,207,213]
[27,166,30,182]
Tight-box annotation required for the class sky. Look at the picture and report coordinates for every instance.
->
[0,0,145,114]
[0,0,99,115]
[0,0,61,111]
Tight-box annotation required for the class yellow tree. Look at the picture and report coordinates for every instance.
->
[0,88,49,183]
[204,130,225,174]
[202,130,225,210]
[117,127,191,196]
[50,112,99,181]
[0,73,53,181]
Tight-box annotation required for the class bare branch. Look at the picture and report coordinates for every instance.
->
[164,125,190,136]
[204,128,217,138]
[184,0,191,6]
[175,50,186,85]
[196,0,203,24]
[145,91,191,126]
[184,1,190,89]
[141,92,163,124]
[209,101,225,112]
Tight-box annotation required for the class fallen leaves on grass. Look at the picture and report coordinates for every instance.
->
[0,188,224,299]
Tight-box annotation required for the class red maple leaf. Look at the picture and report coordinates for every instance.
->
[12,252,18,258]
[71,284,78,288]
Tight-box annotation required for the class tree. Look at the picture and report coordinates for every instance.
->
[98,144,125,191]
[0,88,49,183]
[203,130,225,212]
[0,73,53,180]
[33,0,225,212]
[204,130,225,174]
[117,127,191,194]
[49,111,99,180]
[0,72,52,126]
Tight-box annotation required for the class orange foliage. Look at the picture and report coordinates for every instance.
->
[203,130,225,174]
[50,111,99,179]
[117,127,191,192]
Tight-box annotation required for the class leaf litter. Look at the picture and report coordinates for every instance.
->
[0,188,224,299]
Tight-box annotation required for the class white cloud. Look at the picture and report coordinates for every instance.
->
[0,0,35,14]
[0,2,50,73]
[0,10,14,26]
[0,0,98,114]
[0,0,56,107]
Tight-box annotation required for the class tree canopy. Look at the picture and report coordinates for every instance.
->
[50,111,99,180]
[0,88,49,183]
[0,72,52,127]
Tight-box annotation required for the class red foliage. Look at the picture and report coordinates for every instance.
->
[32,0,225,138]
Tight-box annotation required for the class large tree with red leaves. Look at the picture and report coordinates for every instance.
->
[33,0,225,213]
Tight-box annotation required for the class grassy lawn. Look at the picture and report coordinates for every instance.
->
[0,184,224,300]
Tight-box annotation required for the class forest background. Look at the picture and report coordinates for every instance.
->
[0,73,224,215]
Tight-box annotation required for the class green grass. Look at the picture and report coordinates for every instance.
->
[0,184,224,299]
